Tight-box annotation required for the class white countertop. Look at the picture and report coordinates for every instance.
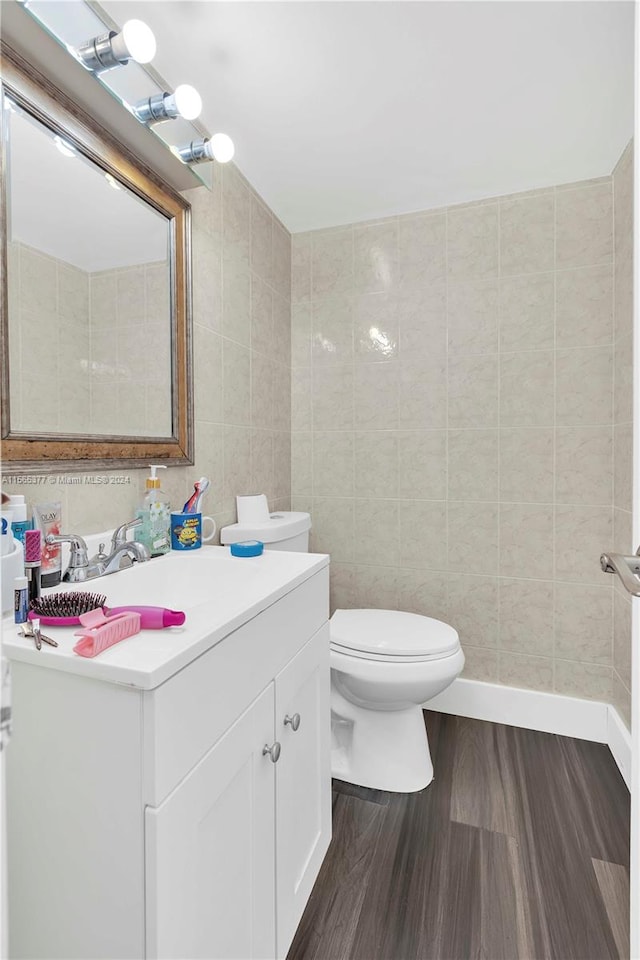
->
[2,546,329,690]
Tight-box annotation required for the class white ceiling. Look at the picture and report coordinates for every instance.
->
[100,1,635,233]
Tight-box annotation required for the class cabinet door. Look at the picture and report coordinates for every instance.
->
[146,684,277,960]
[275,624,332,957]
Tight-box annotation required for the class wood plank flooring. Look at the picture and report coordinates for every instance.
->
[287,712,630,960]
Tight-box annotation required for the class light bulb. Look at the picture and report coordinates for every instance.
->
[172,85,202,121]
[112,20,156,64]
[206,133,235,163]
[54,135,75,158]
[176,134,236,165]
[133,85,203,124]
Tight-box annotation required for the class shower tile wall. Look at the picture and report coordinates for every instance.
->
[5,164,292,536]
[612,141,634,729]
[291,158,632,705]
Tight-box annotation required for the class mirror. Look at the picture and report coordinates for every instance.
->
[0,43,193,473]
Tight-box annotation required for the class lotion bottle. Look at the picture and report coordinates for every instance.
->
[136,465,170,557]
[7,495,30,546]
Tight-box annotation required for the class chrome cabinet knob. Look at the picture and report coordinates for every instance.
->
[262,741,281,763]
[284,713,301,732]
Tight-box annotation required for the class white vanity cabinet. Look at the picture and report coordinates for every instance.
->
[5,553,330,960]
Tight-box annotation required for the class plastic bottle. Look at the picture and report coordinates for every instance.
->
[1,509,14,557]
[136,465,171,557]
[32,501,62,587]
[7,495,31,546]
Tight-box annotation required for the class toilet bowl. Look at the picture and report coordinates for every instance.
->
[330,609,464,792]
[220,506,464,793]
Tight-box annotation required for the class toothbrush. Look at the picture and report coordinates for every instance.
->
[183,477,210,514]
[192,477,210,513]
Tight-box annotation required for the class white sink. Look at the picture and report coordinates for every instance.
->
[2,545,329,690]
[65,548,260,611]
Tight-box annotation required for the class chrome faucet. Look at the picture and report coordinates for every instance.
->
[46,521,150,583]
[109,517,144,553]
[45,534,104,584]
[97,517,151,574]
[99,540,150,576]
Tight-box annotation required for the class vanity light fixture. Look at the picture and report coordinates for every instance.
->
[133,85,203,124]
[74,19,156,73]
[175,133,235,165]
[17,1,218,188]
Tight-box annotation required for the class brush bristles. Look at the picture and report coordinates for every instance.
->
[29,591,107,617]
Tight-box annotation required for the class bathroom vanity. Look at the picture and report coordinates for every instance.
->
[3,547,331,960]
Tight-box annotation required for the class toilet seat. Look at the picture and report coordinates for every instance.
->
[330,609,460,663]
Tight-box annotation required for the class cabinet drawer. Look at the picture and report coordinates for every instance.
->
[143,566,329,805]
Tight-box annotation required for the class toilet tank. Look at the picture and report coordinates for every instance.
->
[220,512,311,552]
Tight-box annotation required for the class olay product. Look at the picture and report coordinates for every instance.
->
[32,501,62,587]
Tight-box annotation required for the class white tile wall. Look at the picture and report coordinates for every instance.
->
[292,150,634,706]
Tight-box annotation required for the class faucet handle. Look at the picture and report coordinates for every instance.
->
[92,542,109,563]
[45,533,90,579]
[111,517,142,550]
[45,533,88,560]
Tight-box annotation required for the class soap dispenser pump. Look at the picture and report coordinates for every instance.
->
[137,464,170,557]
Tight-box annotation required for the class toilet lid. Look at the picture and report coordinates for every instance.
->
[330,609,459,660]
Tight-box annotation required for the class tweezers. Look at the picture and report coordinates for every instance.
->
[19,619,58,650]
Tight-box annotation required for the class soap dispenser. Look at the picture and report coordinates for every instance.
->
[137,465,171,557]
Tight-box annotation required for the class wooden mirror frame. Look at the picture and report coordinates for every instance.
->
[0,42,194,475]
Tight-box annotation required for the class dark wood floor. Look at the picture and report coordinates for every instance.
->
[288,711,630,960]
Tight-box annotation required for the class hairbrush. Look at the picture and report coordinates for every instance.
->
[28,591,185,629]
[29,591,106,624]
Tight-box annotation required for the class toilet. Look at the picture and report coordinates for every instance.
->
[220,506,464,793]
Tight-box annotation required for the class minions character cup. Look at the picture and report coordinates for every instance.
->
[170,512,217,550]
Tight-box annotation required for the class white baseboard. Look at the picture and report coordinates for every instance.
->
[607,705,632,790]
[425,678,630,790]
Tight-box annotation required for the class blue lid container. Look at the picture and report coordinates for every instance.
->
[230,540,264,558]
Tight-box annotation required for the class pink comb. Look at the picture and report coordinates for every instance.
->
[73,608,141,659]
